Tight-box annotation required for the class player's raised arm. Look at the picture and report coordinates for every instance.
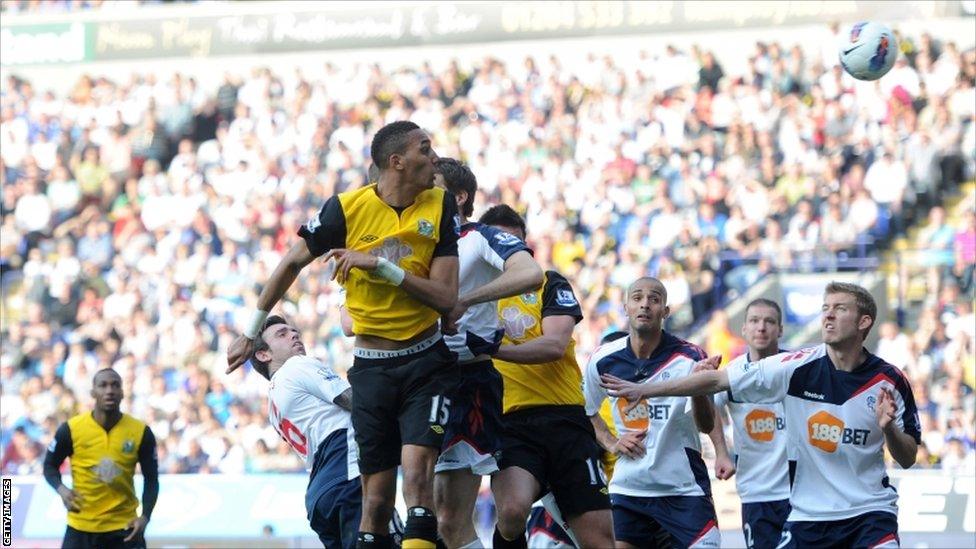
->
[227,240,317,373]
[601,355,727,411]
[877,386,919,469]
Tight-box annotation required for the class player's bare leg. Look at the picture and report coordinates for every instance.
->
[360,469,397,539]
[434,469,483,547]
[402,444,441,548]
[567,509,615,548]
[490,466,539,542]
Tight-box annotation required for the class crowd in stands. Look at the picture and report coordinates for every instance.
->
[1,23,974,477]
[0,0,196,13]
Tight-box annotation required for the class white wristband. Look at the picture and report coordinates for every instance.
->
[244,309,269,339]
[374,257,405,286]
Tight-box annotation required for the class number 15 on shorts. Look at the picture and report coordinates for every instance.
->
[429,395,451,425]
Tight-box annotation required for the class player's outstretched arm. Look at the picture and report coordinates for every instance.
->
[601,356,728,412]
[493,315,575,364]
[461,251,543,308]
[400,255,458,314]
[877,387,918,469]
[227,241,316,373]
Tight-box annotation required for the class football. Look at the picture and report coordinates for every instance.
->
[839,21,898,81]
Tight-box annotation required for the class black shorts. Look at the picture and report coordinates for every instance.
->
[347,337,457,475]
[499,405,611,518]
[436,359,505,474]
[62,525,146,549]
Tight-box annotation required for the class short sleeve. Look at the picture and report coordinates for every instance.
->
[727,354,795,404]
[299,360,352,405]
[297,196,346,257]
[583,355,607,416]
[432,192,460,258]
[477,225,532,269]
[541,271,583,324]
[713,388,729,409]
[894,375,922,443]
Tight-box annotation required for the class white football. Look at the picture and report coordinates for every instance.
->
[839,21,898,81]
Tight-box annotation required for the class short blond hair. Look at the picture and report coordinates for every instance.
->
[824,281,878,338]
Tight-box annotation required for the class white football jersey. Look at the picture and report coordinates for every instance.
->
[267,355,358,479]
[444,222,531,362]
[714,353,791,504]
[727,344,921,521]
[583,333,713,498]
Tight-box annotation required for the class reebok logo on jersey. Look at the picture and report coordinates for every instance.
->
[745,408,784,442]
[807,410,870,452]
[803,391,826,400]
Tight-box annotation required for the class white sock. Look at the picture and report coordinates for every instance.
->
[540,492,581,547]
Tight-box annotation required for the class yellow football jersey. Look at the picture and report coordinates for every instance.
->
[494,271,585,414]
[299,184,459,341]
[64,413,148,532]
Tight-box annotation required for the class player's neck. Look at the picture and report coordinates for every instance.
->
[630,329,663,359]
[375,174,421,208]
[93,409,123,431]
[748,346,779,362]
[826,340,867,372]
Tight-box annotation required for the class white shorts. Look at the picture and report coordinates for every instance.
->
[434,439,499,475]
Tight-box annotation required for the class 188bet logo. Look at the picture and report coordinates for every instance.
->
[807,410,870,453]
[745,409,784,442]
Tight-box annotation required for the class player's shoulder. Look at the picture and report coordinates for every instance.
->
[861,351,914,390]
[664,332,707,362]
[120,413,148,431]
[274,355,325,381]
[589,336,630,370]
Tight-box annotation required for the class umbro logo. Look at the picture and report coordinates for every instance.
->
[360,234,379,243]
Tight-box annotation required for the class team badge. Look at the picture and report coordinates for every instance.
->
[494,232,522,246]
[370,238,413,264]
[93,458,123,483]
[866,395,876,413]
[453,214,461,235]
[122,439,135,453]
[305,214,321,233]
[555,289,577,307]
[661,372,671,381]
[418,219,434,237]
[520,292,538,305]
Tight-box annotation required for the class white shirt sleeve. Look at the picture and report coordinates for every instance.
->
[727,354,795,404]
[583,354,607,416]
[294,357,351,404]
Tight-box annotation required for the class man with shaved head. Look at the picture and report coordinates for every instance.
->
[44,368,159,549]
[582,277,723,548]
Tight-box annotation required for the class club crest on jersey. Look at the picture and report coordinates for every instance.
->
[501,306,536,339]
[660,371,671,381]
[519,292,538,305]
[369,238,412,265]
[866,395,876,412]
[93,458,123,483]
[418,219,434,237]
[122,439,135,453]
[453,214,461,235]
[555,289,577,307]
